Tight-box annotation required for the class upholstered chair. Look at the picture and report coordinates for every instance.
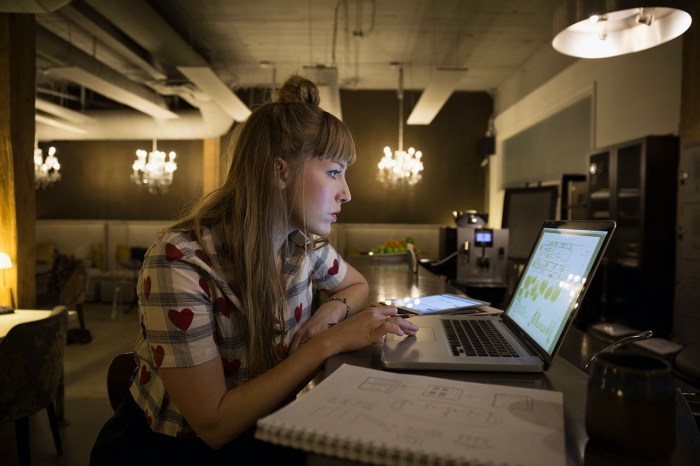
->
[0,306,69,466]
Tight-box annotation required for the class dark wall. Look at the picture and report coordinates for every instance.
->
[36,139,202,220]
[36,89,492,225]
[340,89,491,225]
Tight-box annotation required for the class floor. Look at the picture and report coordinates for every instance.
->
[0,302,141,466]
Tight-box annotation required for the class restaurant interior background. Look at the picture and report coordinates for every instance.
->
[1,1,700,347]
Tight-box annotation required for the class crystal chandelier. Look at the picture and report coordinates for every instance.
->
[34,145,62,189]
[131,140,177,194]
[378,64,424,186]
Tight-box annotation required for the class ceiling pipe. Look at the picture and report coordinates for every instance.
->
[84,0,207,68]
[29,0,243,139]
[85,0,250,121]
[0,0,71,13]
[36,26,177,119]
[58,0,166,81]
[36,102,234,140]
[34,24,235,140]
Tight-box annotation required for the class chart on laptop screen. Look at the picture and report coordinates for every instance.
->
[507,228,605,353]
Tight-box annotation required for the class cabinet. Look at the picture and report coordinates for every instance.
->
[582,135,679,338]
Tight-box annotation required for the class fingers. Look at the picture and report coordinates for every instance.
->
[384,314,419,334]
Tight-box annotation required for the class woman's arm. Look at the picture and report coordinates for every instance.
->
[160,303,417,449]
[288,262,368,351]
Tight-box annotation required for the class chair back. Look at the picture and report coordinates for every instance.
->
[107,352,137,411]
[58,262,88,307]
[0,306,69,422]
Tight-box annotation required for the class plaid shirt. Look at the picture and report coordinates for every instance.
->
[128,227,347,438]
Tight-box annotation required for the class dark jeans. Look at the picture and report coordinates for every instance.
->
[90,393,307,466]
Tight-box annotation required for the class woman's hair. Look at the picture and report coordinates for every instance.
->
[171,75,356,375]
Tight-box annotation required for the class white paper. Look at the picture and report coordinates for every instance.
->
[256,363,565,466]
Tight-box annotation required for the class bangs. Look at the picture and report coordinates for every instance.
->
[314,113,357,165]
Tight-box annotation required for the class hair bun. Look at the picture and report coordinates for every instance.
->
[276,75,321,106]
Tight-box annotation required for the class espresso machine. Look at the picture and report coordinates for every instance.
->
[455,226,509,287]
[445,211,508,304]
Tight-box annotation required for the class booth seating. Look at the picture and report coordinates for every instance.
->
[36,220,170,304]
[36,220,107,302]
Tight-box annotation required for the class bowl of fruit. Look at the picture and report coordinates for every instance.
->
[368,237,416,261]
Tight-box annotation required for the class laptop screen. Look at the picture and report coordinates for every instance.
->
[504,226,610,356]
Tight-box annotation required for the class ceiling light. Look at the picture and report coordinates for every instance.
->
[407,68,468,125]
[378,65,424,186]
[34,145,62,190]
[45,66,178,120]
[552,0,693,58]
[177,66,252,122]
[131,140,177,194]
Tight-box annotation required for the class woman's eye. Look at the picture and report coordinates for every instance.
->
[328,170,341,179]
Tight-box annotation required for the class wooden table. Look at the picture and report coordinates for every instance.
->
[304,255,700,466]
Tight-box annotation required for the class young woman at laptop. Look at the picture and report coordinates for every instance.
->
[90,75,418,466]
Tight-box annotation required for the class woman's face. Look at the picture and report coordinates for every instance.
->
[289,157,351,237]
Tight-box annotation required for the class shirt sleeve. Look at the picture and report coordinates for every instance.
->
[308,242,347,291]
[137,230,221,369]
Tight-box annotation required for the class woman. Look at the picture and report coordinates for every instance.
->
[91,75,418,465]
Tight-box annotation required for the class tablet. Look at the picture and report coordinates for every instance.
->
[386,293,490,315]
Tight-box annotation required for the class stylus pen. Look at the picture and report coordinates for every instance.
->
[370,302,412,319]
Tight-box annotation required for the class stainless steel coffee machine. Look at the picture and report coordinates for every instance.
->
[455,226,509,287]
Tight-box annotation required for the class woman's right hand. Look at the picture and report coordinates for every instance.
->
[312,304,419,354]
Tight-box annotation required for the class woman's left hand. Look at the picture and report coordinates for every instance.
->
[289,303,344,352]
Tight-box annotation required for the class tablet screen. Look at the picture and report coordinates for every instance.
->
[387,293,489,315]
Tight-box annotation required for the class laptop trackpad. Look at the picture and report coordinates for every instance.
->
[386,327,436,342]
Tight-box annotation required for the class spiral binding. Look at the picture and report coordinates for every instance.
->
[257,421,495,466]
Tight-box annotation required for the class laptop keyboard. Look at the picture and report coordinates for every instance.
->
[442,319,519,357]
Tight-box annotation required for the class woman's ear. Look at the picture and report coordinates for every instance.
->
[276,157,289,189]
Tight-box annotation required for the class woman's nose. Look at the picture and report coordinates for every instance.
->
[339,181,351,203]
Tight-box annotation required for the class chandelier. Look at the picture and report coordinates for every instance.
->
[131,140,177,193]
[34,145,61,189]
[378,64,424,186]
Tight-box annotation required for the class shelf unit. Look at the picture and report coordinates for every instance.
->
[581,135,679,338]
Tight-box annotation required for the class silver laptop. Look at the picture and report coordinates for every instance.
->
[381,220,616,372]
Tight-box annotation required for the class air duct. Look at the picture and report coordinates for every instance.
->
[36,102,234,140]
[37,26,177,119]
[35,25,236,140]
[0,0,71,13]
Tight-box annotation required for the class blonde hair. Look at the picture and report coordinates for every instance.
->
[171,75,356,375]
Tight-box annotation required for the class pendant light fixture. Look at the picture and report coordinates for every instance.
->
[552,0,692,59]
[378,64,424,186]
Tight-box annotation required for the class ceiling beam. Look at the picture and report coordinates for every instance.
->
[407,68,468,125]
[177,66,252,122]
[35,98,96,124]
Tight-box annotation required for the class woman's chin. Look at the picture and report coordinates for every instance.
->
[309,224,332,237]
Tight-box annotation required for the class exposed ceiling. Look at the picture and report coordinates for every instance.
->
[2,0,564,140]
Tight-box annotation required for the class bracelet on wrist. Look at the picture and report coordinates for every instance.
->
[326,296,351,320]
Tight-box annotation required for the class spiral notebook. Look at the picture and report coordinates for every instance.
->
[255,363,565,466]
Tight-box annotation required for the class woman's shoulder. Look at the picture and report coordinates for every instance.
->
[147,226,215,256]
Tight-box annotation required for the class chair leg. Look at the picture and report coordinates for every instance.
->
[76,302,87,330]
[46,401,64,455]
[14,417,30,466]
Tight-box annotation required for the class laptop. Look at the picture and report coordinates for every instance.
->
[381,220,616,372]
